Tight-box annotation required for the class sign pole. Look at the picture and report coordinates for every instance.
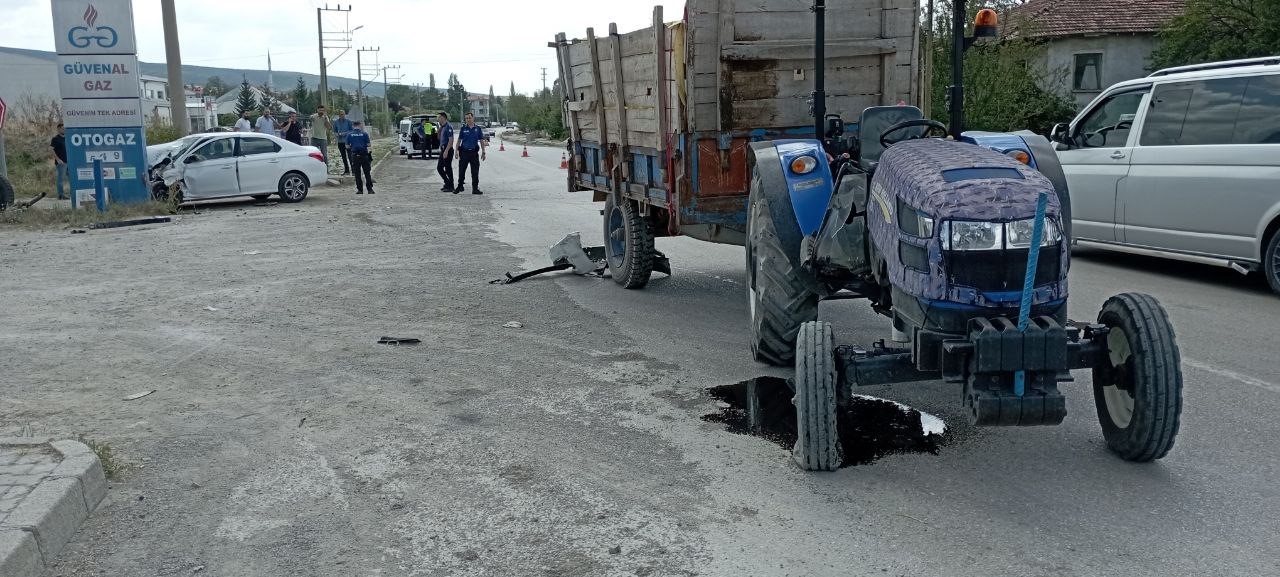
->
[93,158,107,212]
[0,97,8,179]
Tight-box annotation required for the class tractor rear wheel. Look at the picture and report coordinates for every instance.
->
[1092,292,1183,462]
[747,176,818,366]
[603,196,655,289]
[793,321,842,471]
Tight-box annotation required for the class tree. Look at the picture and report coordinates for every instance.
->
[258,83,281,114]
[234,76,258,116]
[926,0,1075,134]
[1151,0,1280,69]
[488,85,496,121]
[446,73,467,120]
[204,76,230,98]
[292,76,313,113]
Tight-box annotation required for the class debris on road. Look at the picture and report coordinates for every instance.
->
[243,250,262,256]
[503,321,524,329]
[203,306,219,312]
[377,336,422,345]
[88,216,173,230]
[123,390,156,401]
[490,232,609,285]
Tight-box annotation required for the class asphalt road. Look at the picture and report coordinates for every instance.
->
[485,136,1280,576]
[1,135,1276,576]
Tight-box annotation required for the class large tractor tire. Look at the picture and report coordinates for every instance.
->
[603,195,655,289]
[1092,292,1183,462]
[747,166,819,366]
[793,321,842,471]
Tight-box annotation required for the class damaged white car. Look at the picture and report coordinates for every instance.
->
[151,133,328,204]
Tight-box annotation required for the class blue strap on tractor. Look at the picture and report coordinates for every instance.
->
[1014,190,1049,397]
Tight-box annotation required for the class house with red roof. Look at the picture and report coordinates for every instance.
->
[1007,0,1186,107]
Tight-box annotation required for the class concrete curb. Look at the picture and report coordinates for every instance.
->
[0,439,106,577]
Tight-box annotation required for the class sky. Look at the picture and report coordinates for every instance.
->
[1,0,686,95]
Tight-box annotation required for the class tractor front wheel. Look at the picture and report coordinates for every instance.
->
[793,321,842,471]
[1092,292,1183,462]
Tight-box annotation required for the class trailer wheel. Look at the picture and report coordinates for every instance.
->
[747,179,819,365]
[1092,292,1183,462]
[603,196,655,289]
[793,321,842,471]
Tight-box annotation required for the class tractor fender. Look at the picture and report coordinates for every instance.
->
[1014,131,1073,242]
[748,141,833,295]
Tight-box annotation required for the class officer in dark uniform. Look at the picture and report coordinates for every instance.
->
[455,112,488,194]
[348,121,374,195]
[436,112,455,192]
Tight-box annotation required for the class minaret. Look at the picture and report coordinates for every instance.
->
[267,50,274,92]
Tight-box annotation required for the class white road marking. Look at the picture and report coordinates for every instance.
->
[1184,358,1280,394]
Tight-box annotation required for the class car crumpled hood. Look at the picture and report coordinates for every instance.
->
[162,164,184,187]
[873,138,1060,223]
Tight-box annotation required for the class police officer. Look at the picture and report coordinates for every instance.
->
[455,112,488,195]
[348,120,374,195]
[436,112,455,192]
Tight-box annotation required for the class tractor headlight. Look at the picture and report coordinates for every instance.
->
[941,218,1062,250]
[1006,217,1062,248]
[790,155,819,174]
[941,221,1003,251]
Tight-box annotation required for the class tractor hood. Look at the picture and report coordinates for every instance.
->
[872,138,1060,223]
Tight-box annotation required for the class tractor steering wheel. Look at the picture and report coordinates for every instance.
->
[880,119,949,148]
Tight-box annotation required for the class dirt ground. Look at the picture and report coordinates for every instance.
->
[1,157,721,576]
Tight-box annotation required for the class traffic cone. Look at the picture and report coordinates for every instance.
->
[559,153,569,169]
[498,140,505,152]
[521,145,530,158]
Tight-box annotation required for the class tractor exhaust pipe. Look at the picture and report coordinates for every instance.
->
[813,0,826,140]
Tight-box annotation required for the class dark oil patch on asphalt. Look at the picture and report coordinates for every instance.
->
[702,377,943,468]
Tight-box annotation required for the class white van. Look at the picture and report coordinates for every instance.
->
[398,119,413,155]
[1051,56,1280,294]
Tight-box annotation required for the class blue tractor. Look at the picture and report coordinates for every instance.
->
[747,2,1183,470]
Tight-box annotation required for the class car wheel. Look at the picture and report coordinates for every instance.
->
[1264,231,1280,295]
[277,172,309,203]
[1092,292,1182,462]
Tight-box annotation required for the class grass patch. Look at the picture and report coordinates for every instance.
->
[1,199,178,230]
[77,435,127,479]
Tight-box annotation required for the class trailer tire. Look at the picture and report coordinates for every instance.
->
[793,321,842,471]
[747,180,819,366]
[603,196,655,289]
[1092,292,1183,462]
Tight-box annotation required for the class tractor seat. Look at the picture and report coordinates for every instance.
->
[859,105,925,173]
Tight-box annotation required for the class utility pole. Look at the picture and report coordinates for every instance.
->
[160,0,188,136]
[541,67,547,91]
[382,65,401,135]
[356,46,380,127]
[316,4,354,110]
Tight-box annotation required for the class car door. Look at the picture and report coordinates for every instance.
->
[235,136,284,194]
[180,138,238,199]
[1122,75,1277,260]
[1058,87,1150,242]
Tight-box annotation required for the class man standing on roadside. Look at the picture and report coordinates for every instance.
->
[280,112,303,145]
[50,123,68,200]
[255,108,277,135]
[233,110,252,132]
[333,109,353,175]
[455,112,487,195]
[348,120,374,195]
[436,112,456,192]
[310,105,333,170]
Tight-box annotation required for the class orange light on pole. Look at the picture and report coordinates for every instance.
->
[974,8,999,39]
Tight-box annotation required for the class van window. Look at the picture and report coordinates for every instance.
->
[1235,74,1280,144]
[1140,77,1249,146]
[1076,90,1147,148]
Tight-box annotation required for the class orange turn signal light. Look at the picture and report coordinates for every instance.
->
[790,155,818,174]
[975,8,998,28]
[1006,150,1031,164]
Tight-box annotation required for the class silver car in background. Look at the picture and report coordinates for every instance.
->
[1051,57,1280,294]
[156,133,328,204]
